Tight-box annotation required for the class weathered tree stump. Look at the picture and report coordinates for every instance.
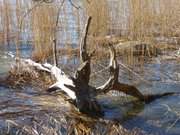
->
[17,17,176,116]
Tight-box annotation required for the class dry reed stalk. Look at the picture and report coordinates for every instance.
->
[0,3,3,44]
[0,0,179,65]
[83,0,109,37]
[82,0,110,55]
[31,2,58,62]
[2,0,12,45]
[15,0,21,58]
[128,0,180,41]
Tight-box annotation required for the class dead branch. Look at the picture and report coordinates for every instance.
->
[75,16,92,84]
[19,58,77,100]
[68,0,82,9]
[95,45,145,101]
[96,45,119,92]
[79,17,91,62]
[95,41,176,102]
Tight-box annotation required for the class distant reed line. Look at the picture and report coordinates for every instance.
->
[0,0,179,60]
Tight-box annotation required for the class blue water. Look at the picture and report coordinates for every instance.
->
[98,57,180,135]
[0,46,180,135]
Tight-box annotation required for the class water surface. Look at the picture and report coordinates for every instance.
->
[0,47,180,135]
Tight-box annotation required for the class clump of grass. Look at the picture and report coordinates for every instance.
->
[5,61,53,89]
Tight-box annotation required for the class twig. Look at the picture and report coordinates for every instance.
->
[52,0,66,66]
[161,104,180,132]
[68,0,81,9]
[117,61,151,85]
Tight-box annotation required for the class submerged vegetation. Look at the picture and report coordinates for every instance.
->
[0,0,180,135]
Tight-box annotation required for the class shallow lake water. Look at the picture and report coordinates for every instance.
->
[0,46,180,135]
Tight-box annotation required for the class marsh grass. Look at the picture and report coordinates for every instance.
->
[1,0,12,45]
[1,62,143,135]
[4,112,142,135]
[0,0,179,63]
[5,62,53,89]
[83,0,109,37]
[31,2,58,62]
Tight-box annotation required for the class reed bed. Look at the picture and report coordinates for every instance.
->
[0,0,179,62]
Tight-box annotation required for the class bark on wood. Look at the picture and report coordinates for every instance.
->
[75,16,92,84]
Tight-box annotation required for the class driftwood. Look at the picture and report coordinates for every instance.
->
[18,17,176,116]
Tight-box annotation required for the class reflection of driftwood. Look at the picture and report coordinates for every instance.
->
[18,17,176,116]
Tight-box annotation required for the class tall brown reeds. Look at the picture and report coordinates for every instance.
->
[0,3,3,44]
[15,0,21,57]
[126,0,180,41]
[1,0,12,45]
[31,2,58,61]
[83,0,109,37]
[0,0,179,61]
